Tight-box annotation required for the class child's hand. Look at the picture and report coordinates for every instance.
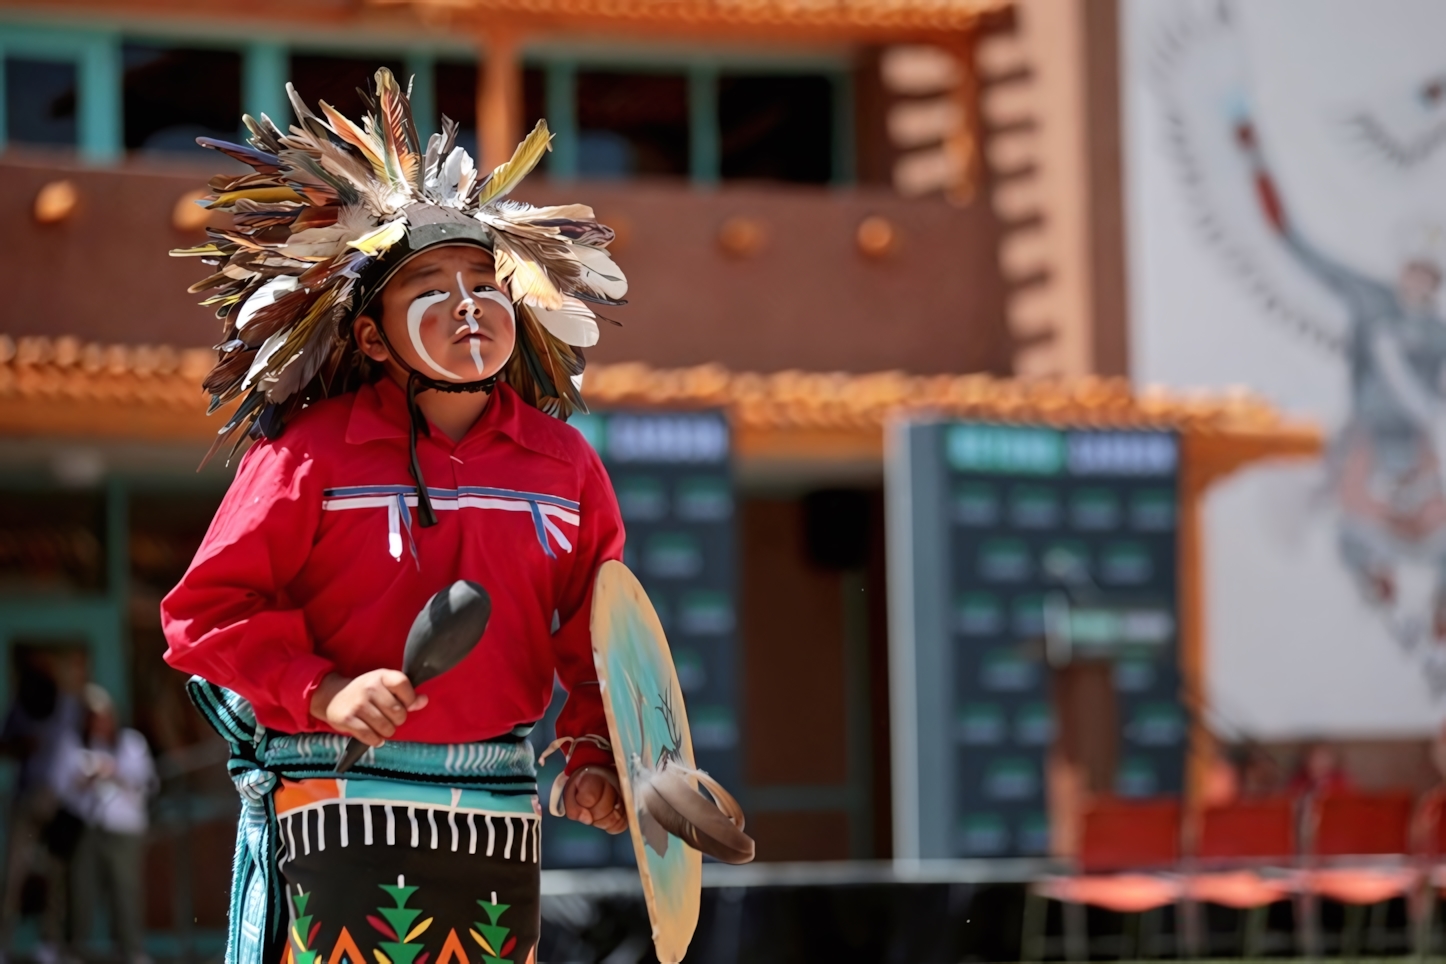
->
[310,670,429,747]
[564,766,627,834]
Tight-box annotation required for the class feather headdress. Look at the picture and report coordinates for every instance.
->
[174,67,626,466]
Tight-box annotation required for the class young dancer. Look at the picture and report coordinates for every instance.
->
[162,69,627,964]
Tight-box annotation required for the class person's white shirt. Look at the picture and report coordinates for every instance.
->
[53,728,157,835]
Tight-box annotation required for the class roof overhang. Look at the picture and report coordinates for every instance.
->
[0,335,1322,489]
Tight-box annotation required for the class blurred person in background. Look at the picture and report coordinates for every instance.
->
[55,685,156,964]
[1202,740,1242,808]
[1288,741,1353,798]
[1239,745,1284,799]
[0,654,81,964]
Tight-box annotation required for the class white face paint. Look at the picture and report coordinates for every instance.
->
[456,271,486,375]
[406,289,465,381]
[402,272,518,382]
[454,271,517,375]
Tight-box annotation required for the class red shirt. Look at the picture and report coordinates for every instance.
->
[161,378,622,772]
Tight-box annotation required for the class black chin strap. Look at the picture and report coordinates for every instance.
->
[377,328,497,528]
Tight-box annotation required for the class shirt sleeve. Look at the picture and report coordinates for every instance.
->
[161,437,334,734]
[549,443,625,774]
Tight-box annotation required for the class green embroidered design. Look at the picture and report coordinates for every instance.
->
[290,889,321,964]
[469,893,514,964]
[375,877,432,964]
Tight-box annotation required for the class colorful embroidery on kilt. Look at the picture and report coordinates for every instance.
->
[371,879,432,964]
[470,895,517,964]
[185,680,541,964]
[274,783,541,866]
[281,881,531,964]
[288,890,322,964]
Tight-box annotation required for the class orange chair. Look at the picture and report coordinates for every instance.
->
[1023,798,1182,961]
[1184,798,1296,956]
[1301,791,1419,958]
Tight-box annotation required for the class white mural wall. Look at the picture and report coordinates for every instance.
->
[1123,0,1446,737]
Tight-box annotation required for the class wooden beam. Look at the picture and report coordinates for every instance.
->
[478,23,523,171]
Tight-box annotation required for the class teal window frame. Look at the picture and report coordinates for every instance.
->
[0,23,122,163]
[526,45,854,187]
[0,19,855,181]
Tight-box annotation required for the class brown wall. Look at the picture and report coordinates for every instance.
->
[739,494,894,861]
[0,152,1011,376]
[742,499,850,787]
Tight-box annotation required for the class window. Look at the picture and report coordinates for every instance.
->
[123,43,241,155]
[719,73,833,184]
[432,61,544,162]
[0,490,106,593]
[5,57,78,148]
[576,70,688,178]
[435,60,478,157]
[290,53,406,119]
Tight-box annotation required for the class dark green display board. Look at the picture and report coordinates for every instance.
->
[536,410,738,867]
[888,422,1182,860]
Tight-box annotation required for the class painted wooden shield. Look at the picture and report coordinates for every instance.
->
[590,560,701,963]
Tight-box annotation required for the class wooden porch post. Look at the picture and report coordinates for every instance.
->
[1178,440,1209,846]
[478,24,522,171]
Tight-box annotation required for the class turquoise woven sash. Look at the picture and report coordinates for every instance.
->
[185,678,537,964]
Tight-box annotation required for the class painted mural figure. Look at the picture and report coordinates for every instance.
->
[1155,3,1446,691]
[1235,119,1446,635]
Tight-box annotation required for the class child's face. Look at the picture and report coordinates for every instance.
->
[357,244,516,383]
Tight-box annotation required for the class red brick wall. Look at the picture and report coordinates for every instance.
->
[0,153,1012,376]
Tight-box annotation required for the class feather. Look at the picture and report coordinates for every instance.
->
[475,120,552,207]
[187,271,234,294]
[236,286,319,346]
[422,115,459,187]
[202,347,258,398]
[320,100,388,180]
[284,148,359,207]
[505,306,587,418]
[209,186,305,209]
[347,220,406,256]
[431,146,474,208]
[567,244,629,302]
[199,390,266,468]
[492,237,565,309]
[262,304,343,402]
[279,225,353,260]
[170,243,227,258]
[243,113,288,155]
[196,136,281,173]
[374,67,421,189]
[313,139,394,214]
[528,295,600,347]
[292,205,342,229]
[286,83,332,141]
[235,277,302,331]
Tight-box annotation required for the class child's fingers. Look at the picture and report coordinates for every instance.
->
[590,781,626,834]
[377,670,420,708]
[345,717,386,747]
[368,688,410,728]
[595,810,627,835]
[572,773,603,809]
[355,702,398,739]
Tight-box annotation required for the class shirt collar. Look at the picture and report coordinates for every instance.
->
[344,377,572,462]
